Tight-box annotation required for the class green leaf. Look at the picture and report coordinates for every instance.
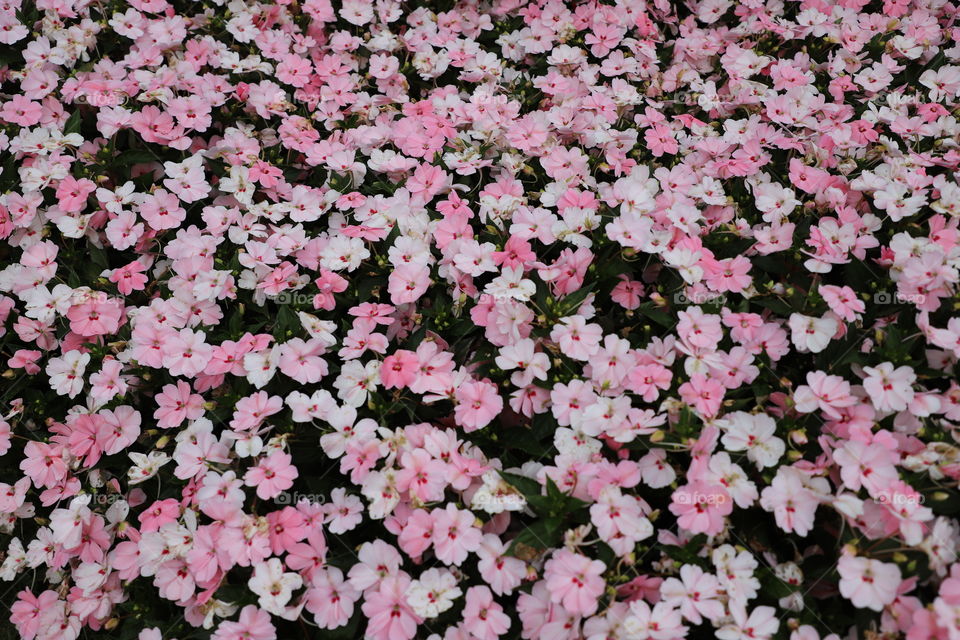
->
[499,471,541,500]
[116,148,161,166]
[554,283,595,317]
[507,516,563,555]
[64,109,83,135]
[637,302,673,328]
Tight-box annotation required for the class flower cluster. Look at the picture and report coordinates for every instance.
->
[0,0,959,639]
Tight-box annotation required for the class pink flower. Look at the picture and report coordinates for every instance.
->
[543,549,607,617]
[0,419,10,456]
[244,451,298,500]
[154,558,196,602]
[704,256,753,293]
[627,363,672,402]
[163,328,213,378]
[793,371,859,419]
[305,567,359,630]
[820,285,865,322]
[266,506,307,555]
[0,95,42,126]
[361,575,423,640]
[862,362,916,412]
[387,263,431,305]
[139,188,187,231]
[108,261,149,295]
[153,381,205,428]
[313,270,349,310]
[55,176,96,213]
[659,564,724,624]
[396,449,447,503]
[645,123,679,157]
[476,534,526,596]
[838,554,902,611]
[454,379,503,431]
[66,298,123,336]
[833,441,898,495]
[19,441,68,489]
[431,505,482,566]
[10,590,60,640]
[380,350,419,389]
[716,604,779,640]
[138,498,180,532]
[758,467,820,536]
[9,349,42,375]
[212,605,276,640]
[678,374,725,419]
[669,482,733,536]
[623,600,687,640]
[462,586,511,640]
[611,276,645,309]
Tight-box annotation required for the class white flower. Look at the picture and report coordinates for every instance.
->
[788,313,837,353]
[470,470,526,514]
[494,338,550,387]
[484,266,536,302]
[45,350,90,398]
[249,558,302,615]
[73,560,110,594]
[297,312,338,346]
[719,412,785,469]
[21,284,74,323]
[244,346,280,389]
[333,359,380,407]
[717,604,779,640]
[128,451,171,485]
[0,538,26,581]
[405,568,462,618]
[218,165,255,204]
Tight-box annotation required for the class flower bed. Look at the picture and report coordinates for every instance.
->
[0,0,959,639]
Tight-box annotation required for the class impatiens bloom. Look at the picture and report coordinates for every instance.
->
[404,568,462,618]
[461,585,511,640]
[669,482,734,536]
[380,350,419,389]
[716,604,779,640]
[361,576,423,640]
[212,605,276,640]
[0,0,958,638]
[244,451,298,500]
[788,313,838,354]
[543,550,607,617]
[862,362,916,413]
[248,558,302,616]
[659,564,724,624]
[454,380,503,431]
[837,555,902,612]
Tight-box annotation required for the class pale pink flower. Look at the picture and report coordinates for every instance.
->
[543,549,607,617]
